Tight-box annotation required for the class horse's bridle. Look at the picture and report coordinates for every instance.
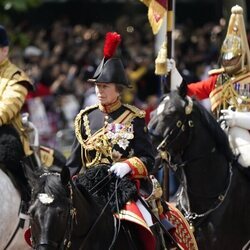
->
[30,172,76,250]
[157,96,194,165]
[156,96,233,228]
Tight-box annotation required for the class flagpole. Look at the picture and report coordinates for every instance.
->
[164,0,174,93]
[162,0,175,202]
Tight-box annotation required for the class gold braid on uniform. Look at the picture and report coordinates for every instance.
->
[74,105,104,167]
[0,58,32,156]
[123,104,145,118]
[74,104,146,168]
[210,72,250,113]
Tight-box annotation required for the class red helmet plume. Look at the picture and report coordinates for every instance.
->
[103,32,121,59]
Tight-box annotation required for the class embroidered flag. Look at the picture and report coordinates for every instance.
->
[140,0,167,34]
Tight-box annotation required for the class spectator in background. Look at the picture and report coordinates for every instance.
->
[80,65,98,108]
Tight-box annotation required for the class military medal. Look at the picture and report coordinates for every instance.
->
[106,123,134,150]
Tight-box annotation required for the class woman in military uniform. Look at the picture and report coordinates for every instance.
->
[66,32,159,249]
[67,31,199,250]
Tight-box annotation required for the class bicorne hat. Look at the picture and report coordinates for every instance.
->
[88,32,130,87]
[0,25,9,47]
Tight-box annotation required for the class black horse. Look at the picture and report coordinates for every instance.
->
[25,162,178,250]
[148,88,250,250]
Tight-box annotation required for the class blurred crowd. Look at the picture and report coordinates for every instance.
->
[4,13,250,152]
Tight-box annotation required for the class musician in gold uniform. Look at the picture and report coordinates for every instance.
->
[0,25,33,154]
[0,25,35,202]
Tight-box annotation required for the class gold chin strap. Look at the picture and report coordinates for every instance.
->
[185,96,193,115]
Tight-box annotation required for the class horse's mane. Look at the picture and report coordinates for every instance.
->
[34,167,69,204]
[193,99,234,162]
[77,165,138,213]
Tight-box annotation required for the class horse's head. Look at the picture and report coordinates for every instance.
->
[25,163,74,250]
[148,90,194,163]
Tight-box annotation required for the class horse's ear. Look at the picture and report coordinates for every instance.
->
[60,166,70,186]
[178,80,188,98]
[21,154,41,188]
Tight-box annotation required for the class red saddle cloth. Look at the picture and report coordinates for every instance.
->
[164,203,198,250]
[116,200,198,250]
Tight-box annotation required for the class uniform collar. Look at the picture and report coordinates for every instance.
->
[99,98,122,113]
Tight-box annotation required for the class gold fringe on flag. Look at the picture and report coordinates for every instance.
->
[155,41,168,75]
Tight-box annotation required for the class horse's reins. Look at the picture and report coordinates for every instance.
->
[79,175,122,250]
[178,163,233,223]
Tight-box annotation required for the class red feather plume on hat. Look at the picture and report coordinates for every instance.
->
[103,32,121,59]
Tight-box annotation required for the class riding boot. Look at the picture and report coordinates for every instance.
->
[150,222,168,250]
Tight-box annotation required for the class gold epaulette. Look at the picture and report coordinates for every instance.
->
[208,68,225,76]
[76,104,99,119]
[74,104,99,129]
[123,104,145,118]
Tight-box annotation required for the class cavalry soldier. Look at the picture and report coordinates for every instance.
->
[67,32,197,250]
[169,5,250,169]
[187,5,250,169]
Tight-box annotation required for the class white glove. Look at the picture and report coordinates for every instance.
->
[166,58,176,73]
[221,110,250,129]
[109,162,131,178]
[166,58,183,91]
[220,109,236,127]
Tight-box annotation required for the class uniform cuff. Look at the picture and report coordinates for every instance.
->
[124,157,148,178]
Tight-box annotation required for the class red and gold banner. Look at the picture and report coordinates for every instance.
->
[140,0,167,34]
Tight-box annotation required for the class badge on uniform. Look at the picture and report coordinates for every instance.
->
[106,123,134,150]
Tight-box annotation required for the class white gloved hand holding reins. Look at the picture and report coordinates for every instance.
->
[109,162,131,178]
